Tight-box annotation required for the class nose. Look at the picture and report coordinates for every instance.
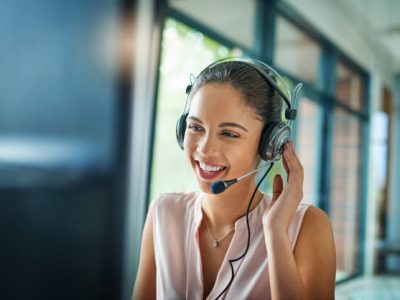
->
[197,132,218,156]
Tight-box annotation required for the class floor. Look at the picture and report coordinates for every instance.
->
[336,275,400,300]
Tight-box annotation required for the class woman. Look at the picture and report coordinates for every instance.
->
[133,58,336,299]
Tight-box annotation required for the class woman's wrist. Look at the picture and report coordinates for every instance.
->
[262,223,288,241]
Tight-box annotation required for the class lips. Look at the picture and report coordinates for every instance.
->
[195,160,227,181]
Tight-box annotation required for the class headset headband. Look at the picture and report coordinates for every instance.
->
[185,57,302,122]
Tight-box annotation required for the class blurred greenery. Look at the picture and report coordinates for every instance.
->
[150,18,234,200]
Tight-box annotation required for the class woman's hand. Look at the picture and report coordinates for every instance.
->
[262,140,304,233]
[262,141,336,300]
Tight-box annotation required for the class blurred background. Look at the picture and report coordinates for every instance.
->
[1,0,399,299]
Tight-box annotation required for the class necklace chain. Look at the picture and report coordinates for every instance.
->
[204,219,235,248]
[204,192,264,248]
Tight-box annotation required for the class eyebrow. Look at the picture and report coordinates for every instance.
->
[187,116,249,132]
[220,122,249,132]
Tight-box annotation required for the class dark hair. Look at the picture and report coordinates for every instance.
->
[188,61,282,125]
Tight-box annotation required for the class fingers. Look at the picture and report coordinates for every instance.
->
[283,141,304,187]
[292,142,304,182]
[283,141,301,172]
[283,142,295,172]
[272,174,283,202]
[282,145,289,175]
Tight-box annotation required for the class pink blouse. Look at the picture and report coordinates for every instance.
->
[151,191,311,299]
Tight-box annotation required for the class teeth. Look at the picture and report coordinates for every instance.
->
[199,161,225,172]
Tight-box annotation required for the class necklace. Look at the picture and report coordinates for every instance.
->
[204,192,264,248]
[204,218,235,248]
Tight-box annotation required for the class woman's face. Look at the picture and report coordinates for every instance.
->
[184,83,264,193]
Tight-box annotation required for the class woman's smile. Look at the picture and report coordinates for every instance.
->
[195,160,227,181]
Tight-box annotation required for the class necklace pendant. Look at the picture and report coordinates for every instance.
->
[212,240,218,248]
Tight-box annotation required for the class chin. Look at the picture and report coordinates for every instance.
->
[196,179,213,194]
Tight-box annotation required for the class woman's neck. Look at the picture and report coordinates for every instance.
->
[201,177,263,230]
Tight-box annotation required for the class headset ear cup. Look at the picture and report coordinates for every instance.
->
[259,122,277,161]
[259,122,291,161]
[176,112,188,150]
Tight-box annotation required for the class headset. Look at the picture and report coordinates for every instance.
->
[175,57,302,162]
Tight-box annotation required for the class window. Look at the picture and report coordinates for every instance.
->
[150,18,238,200]
[274,15,321,86]
[374,87,393,273]
[335,61,365,112]
[169,0,257,49]
[295,98,323,206]
[274,12,368,281]
[330,109,362,279]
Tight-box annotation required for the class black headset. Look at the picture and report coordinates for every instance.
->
[176,57,302,162]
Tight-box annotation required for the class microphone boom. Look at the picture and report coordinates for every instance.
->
[210,163,270,194]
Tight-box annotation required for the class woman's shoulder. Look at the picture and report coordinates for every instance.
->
[301,205,332,230]
[294,204,334,248]
[293,203,331,230]
[150,191,201,234]
[151,191,200,213]
[293,205,336,281]
[287,203,329,245]
[289,202,313,225]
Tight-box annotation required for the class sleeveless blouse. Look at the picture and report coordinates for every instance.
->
[151,191,311,299]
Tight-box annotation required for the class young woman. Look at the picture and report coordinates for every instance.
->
[133,58,336,299]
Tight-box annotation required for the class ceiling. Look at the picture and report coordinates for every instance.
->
[170,0,400,70]
[335,0,400,67]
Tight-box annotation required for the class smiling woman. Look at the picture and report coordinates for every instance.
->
[133,58,336,299]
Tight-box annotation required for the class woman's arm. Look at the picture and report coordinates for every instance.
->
[262,141,336,299]
[132,204,156,300]
[293,207,336,299]
[264,207,336,300]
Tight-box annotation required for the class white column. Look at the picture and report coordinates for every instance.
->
[364,70,381,275]
[123,0,161,299]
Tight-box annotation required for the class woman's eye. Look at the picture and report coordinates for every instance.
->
[222,131,239,138]
[187,124,203,132]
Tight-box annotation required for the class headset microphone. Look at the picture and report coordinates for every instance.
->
[211,163,271,194]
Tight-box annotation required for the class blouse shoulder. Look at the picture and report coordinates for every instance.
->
[151,191,199,215]
[287,202,312,249]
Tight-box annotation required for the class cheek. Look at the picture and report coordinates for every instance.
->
[230,137,260,164]
[183,130,190,147]
[183,132,195,156]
